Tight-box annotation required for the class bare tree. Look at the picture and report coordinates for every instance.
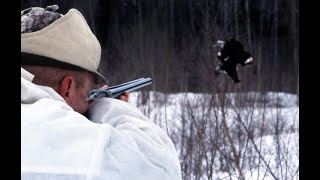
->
[234,0,239,39]
[245,0,252,50]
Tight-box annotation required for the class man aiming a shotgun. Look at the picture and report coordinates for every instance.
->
[21,5,182,180]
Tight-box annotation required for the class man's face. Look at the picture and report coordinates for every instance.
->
[72,72,95,114]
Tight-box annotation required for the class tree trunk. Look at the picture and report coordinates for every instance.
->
[234,0,239,39]
[292,0,299,100]
[224,0,228,32]
[273,0,279,91]
[245,0,252,49]
[257,0,265,92]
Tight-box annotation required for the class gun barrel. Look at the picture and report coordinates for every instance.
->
[87,77,152,100]
[107,78,145,90]
[109,77,152,98]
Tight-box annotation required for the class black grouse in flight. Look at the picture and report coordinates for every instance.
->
[215,38,253,83]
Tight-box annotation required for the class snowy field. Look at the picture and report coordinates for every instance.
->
[129,91,299,180]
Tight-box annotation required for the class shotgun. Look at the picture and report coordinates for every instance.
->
[87,77,152,100]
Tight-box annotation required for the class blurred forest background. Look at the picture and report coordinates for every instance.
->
[21,1,299,180]
[21,0,299,95]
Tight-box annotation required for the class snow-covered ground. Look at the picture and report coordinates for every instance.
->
[129,91,299,180]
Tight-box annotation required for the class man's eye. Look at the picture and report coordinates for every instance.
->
[91,84,99,90]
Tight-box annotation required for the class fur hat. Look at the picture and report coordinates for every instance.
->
[21,5,107,83]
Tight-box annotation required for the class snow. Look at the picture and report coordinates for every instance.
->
[129,91,299,180]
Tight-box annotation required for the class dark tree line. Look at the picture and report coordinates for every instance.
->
[21,1,299,179]
[21,0,299,94]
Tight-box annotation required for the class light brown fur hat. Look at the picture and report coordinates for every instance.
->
[21,5,107,83]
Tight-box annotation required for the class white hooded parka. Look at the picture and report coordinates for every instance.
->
[21,68,182,180]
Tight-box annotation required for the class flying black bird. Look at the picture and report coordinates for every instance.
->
[215,38,253,83]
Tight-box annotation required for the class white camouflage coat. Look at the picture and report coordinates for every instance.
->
[21,68,182,180]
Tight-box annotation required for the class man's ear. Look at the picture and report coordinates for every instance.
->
[57,75,77,103]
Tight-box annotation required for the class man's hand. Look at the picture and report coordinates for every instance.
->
[119,92,129,102]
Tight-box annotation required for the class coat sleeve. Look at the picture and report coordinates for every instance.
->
[86,98,182,180]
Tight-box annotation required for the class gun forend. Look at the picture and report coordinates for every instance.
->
[87,77,152,100]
